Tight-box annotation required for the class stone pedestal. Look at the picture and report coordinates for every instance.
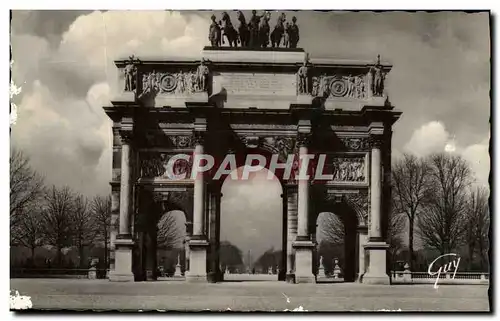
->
[88,267,97,279]
[296,95,313,105]
[357,230,368,282]
[186,92,209,104]
[365,96,386,107]
[109,238,135,282]
[362,242,390,285]
[111,91,135,104]
[317,264,326,278]
[293,240,315,283]
[186,239,209,283]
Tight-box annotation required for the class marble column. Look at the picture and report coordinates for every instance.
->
[108,188,120,277]
[286,187,298,283]
[363,134,390,284]
[208,189,221,283]
[184,222,192,274]
[109,135,135,282]
[186,132,209,282]
[292,133,315,283]
[357,227,368,282]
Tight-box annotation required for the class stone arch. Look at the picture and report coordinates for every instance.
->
[215,145,290,189]
[316,212,345,277]
[217,158,287,280]
[157,209,188,277]
[342,191,369,228]
[314,195,361,282]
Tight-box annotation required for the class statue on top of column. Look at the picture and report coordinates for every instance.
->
[196,58,210,92]
[297,54,310,94]
[370,54,385,96]
[123,55,140,92]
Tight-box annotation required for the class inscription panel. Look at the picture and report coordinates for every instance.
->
[215,72,296,96]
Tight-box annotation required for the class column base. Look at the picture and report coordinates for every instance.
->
[186,238,209,283]
[292,240,316,284]
[362,241,390,285]
[146,270,157,281]
[362,273,390,285]
[295,275,316,283]
[109,238,135,282]
[109,271,135,282]
[286,273,295,283]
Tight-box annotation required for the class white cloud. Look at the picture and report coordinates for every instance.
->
[404,121,450,156]
[462,137,490,186]
[11,11,211,197]
[11,80,111,197]
[404,121,490,186]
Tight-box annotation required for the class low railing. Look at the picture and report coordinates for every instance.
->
[391,268,489,285]
[10,268,108,279]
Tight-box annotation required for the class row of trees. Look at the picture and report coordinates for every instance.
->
[392,152,490,271]
[317,152,489,272]
[10,149,112,268]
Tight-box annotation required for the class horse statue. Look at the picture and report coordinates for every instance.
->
[236,11,249,47]
[258,11,271,48]
[270,12,286,48]
[221,12,238,47]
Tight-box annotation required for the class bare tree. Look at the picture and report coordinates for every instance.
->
[91,195,111,269]
[157,211,184,250]
[72,194,96,268]
[10,148,44,235]
[40,185,75,266]
[417,153,472,255]
[392,153,431,269]
[463,187,489,270]
[316,212,344,245]
[11,205,44,264]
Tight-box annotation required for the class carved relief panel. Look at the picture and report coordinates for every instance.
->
[331,157,366,182]
[139,151,193,180]
[323,154,369,185]
[138,60,210,99]
[312,74,368,99]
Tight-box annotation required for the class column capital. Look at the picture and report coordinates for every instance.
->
[119,130,134,144]
[369,135,384,149]
[192,131,205,145]
[296,132,311,148]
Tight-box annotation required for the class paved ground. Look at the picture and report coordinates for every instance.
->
[10,278,490,312]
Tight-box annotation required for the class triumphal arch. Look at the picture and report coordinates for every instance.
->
[105,13,401,284]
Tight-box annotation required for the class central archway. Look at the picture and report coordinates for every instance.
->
[219,164,284,281]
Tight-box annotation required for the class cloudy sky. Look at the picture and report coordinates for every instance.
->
[10,11,490,259]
